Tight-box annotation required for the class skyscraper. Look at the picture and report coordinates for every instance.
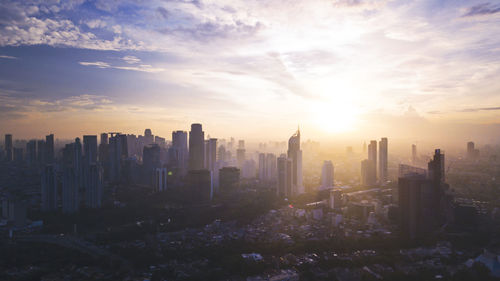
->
[287,129,303,195]
[277,155,292,198]
[4,134,13,162]
[219,167,240,192]
[367,140,377,182]
[171,130,188,176]
[62,140,82,214]
[189,123,205,170]
[41,164,57,211]
[205,138,217,172]
[45,134,54,164]
[361,159,376,186]
[83,135,99,208]
[154,167,168,192]
[266,153,277,181]
[411,144,417,164]
[321,160,334,189]
[86,163,103,208]
[258,153,267,181]
[144,128,154,146]
[379,137,388,183]
[26,140,37,166]
[466,141,479,160]
[37,139,45,165]
[108,134,123,182]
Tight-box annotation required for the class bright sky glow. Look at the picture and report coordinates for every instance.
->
[0,0,499,142]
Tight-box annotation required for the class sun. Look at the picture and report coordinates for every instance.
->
[309,102,359,134]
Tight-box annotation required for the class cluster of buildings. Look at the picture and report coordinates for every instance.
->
[360,138,388,186]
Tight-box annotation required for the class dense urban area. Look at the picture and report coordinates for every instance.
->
[1,124,500,280]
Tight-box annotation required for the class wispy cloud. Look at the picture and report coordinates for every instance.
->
[78,60,164,73]
[462,3,500,17]
[0,55,17,59]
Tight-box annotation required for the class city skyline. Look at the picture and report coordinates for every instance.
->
[0,0,500,142]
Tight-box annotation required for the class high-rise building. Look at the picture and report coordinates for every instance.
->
[41,164,57,211]
[287,129,303,195]
[37,139,45,165]
[154,167,168,192]
[368,140,377,181]
[188,169,212,202]
[4,134,13,162]
[83,135,98,165]
[219,167,240,192]
[266,153,277,181]
[466,141,479,160]
[13,148,23,163]
[258,153,267,181]
[411,144,417,164]
[205,138,217,172]
[379,137,388,183]
[321,160,334,189]
[399,149,452,240]
[100,133,108,145]
[172,130,188,176]
[45,134,54,163]
[144,128,154,146]
[61,139,82,214]
[189,124,205,170]
[26,140,37,166]
[143,144,161,186]
[277,155,292,198]
[108,134,123,182]
[361,159,376,186]
[236,148,246,168]
[329,189,342,210]
[86,163,103,208]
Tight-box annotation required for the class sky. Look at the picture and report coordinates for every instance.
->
[0,0,500,145]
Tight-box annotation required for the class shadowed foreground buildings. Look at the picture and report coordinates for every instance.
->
[398,149,453,240]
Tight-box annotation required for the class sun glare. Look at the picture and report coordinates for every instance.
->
[310,102,359,134]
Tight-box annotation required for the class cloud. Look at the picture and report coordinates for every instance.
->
[78,60,164,73]
[0,55,17,59]
[457,106,500,113]
[122,55,141,64]
[84,19,107,29]
[462,3,500,17]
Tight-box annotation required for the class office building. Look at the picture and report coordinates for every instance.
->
[266,153,277,181]
[4,134,13,162]
[85,163,103,208]
[379,137,388,183]
[368,140,377,181]
[258,153,267,181]
[189,124,205,170]
[287,129,304,195]
[205,138,217,171]
[45,134,54,163]
[361,159,376,186]
[188,169,212,202]
[467,141,479,160]
[329,189,342,210]
[41,164,57,211]
[236,148,246,168]
[26,140,37,166]
[321,160,334,189]
[172,130,188,176]
[37,139,45,165]
[219,167,240,192]
[277,155,292,198]
[154,167,168,192]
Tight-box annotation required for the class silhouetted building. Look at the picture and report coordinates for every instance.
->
[321,160,334,189]
[219,167,240,192]
[189,124,205,170]
[41,164,57,211]
[45,134,54,163]
[399,149,452,240]
[329,189,342,210]
[236,148,246,168]
[361,159,376,186]
[368,140,377,182]
[62,139,83,214]
[172,130,188,176]
[205,138,217,171]
[13,148,23,163]
[26,140,37,166]
[85,163,103,208]
[4,134,13,162]
[287,129,303,195]
[188,169,212,202]
[412,144,417,164]
[143,144,161,186]
[379,137,388,183]
[266,153,277,181]
[258,153,267,181]
[154,167,168,192]
[467,141,479,160]
[108,134,125,182]
[277,155,292,198]
[37,139,45,165]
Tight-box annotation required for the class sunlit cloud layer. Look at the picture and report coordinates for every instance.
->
[0,0,499,142]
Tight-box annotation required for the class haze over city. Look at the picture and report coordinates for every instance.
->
[1,1,500,280]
